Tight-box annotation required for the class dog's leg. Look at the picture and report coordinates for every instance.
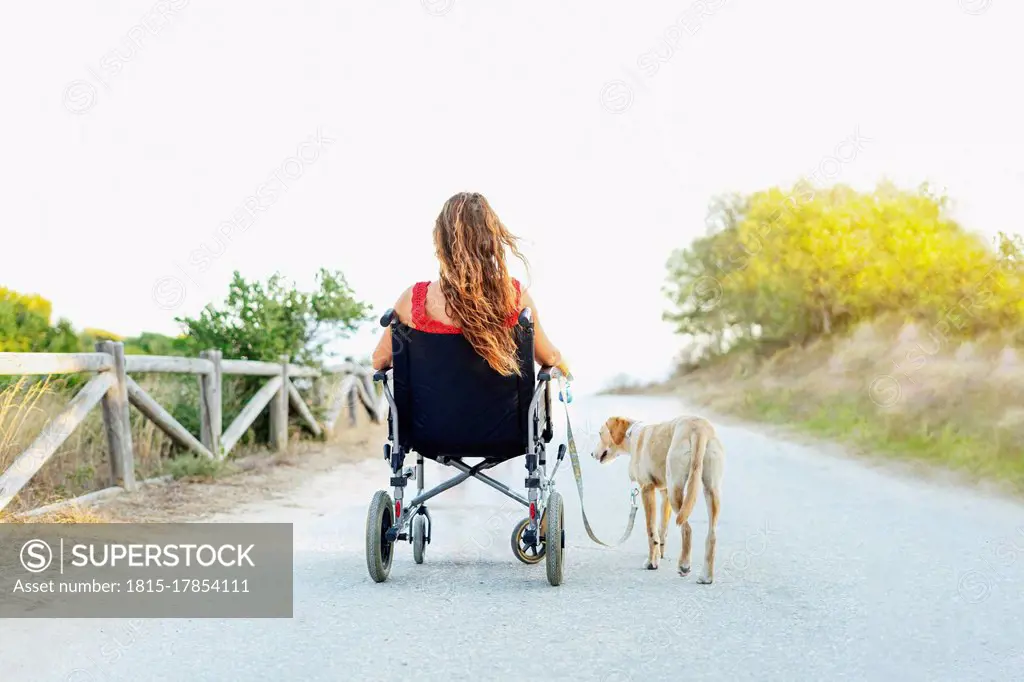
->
[671,480,693,577]
[679,518,692,576]
[697,486,720,585]
[658,490,671,558]
[641,485,659,569]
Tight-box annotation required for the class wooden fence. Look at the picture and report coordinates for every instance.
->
[0,343,381,513]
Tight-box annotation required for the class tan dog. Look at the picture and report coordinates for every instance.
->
[592,416,724,583]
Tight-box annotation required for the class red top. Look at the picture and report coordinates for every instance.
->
[411,279,522,334]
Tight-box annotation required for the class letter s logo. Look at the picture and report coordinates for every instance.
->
[20,539,53,573]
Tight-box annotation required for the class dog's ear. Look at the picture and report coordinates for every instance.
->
[608,417,630,446]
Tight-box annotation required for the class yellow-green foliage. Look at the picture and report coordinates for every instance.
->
[0,288,70,352]
[665,183,1023,355]
[0,284,192,356]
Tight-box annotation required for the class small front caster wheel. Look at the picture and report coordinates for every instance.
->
[511,517,545,564]
[413,515,427,565]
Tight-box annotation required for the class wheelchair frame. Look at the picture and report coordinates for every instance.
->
[365,308,569,586]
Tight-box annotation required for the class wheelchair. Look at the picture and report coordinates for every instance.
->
[367,307,569,586]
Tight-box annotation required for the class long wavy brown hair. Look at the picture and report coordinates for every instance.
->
[433,192,528,376]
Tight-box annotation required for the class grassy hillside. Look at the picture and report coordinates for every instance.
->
[659,182,1023,491]
[659,317,1024,491]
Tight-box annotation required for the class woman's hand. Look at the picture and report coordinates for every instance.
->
[556,359,573,382]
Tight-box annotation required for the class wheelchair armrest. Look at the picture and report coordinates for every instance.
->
[537,365,562,382]
[379,308,395,328]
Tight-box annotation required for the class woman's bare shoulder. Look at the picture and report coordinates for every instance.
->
[393,286,415,324]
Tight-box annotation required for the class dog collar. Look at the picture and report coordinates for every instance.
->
[625,421,644,443]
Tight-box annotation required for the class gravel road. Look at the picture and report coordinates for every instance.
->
[3,394,1024,681]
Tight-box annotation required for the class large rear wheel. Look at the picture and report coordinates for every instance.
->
[545,492,565,586]
[366,490,395,583]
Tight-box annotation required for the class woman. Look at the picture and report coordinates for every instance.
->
[371,192,569,378]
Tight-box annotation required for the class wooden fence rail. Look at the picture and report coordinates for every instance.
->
[0,345,380,513]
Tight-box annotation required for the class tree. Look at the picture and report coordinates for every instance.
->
[664,183,1024,363]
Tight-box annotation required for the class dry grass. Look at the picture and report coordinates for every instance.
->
[668,318,1024,493]
[0,504,109,524]
[1,371,378,515]
[0,376,180,512]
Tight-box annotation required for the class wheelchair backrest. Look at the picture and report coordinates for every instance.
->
[390,313,536,458]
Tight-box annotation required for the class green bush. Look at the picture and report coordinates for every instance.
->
[175,269,371,445]
[177,269,370,365]
[165,453,227,481]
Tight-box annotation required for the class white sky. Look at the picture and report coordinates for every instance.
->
[2,0,1021,395]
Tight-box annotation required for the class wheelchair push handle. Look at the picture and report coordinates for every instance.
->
[380,308,396,327]
[537,365,573,403]
[518,308,533,328]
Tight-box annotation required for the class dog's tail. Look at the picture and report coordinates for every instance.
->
[675,423,708,526]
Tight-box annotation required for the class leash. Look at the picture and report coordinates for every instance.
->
[556,379,639,548]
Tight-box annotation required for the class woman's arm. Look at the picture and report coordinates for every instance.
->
[371,287,414,371]
[520,289,569,374]
[370,329,392,371]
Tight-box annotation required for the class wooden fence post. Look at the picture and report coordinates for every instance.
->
[361,373,380,423]
[269,355,289,451]
[97,341,135,491]
[312,374,325,413]
[347,381,358,427]
[311,374,327,439]
[342,356,357,427]
[199,349,223,458]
